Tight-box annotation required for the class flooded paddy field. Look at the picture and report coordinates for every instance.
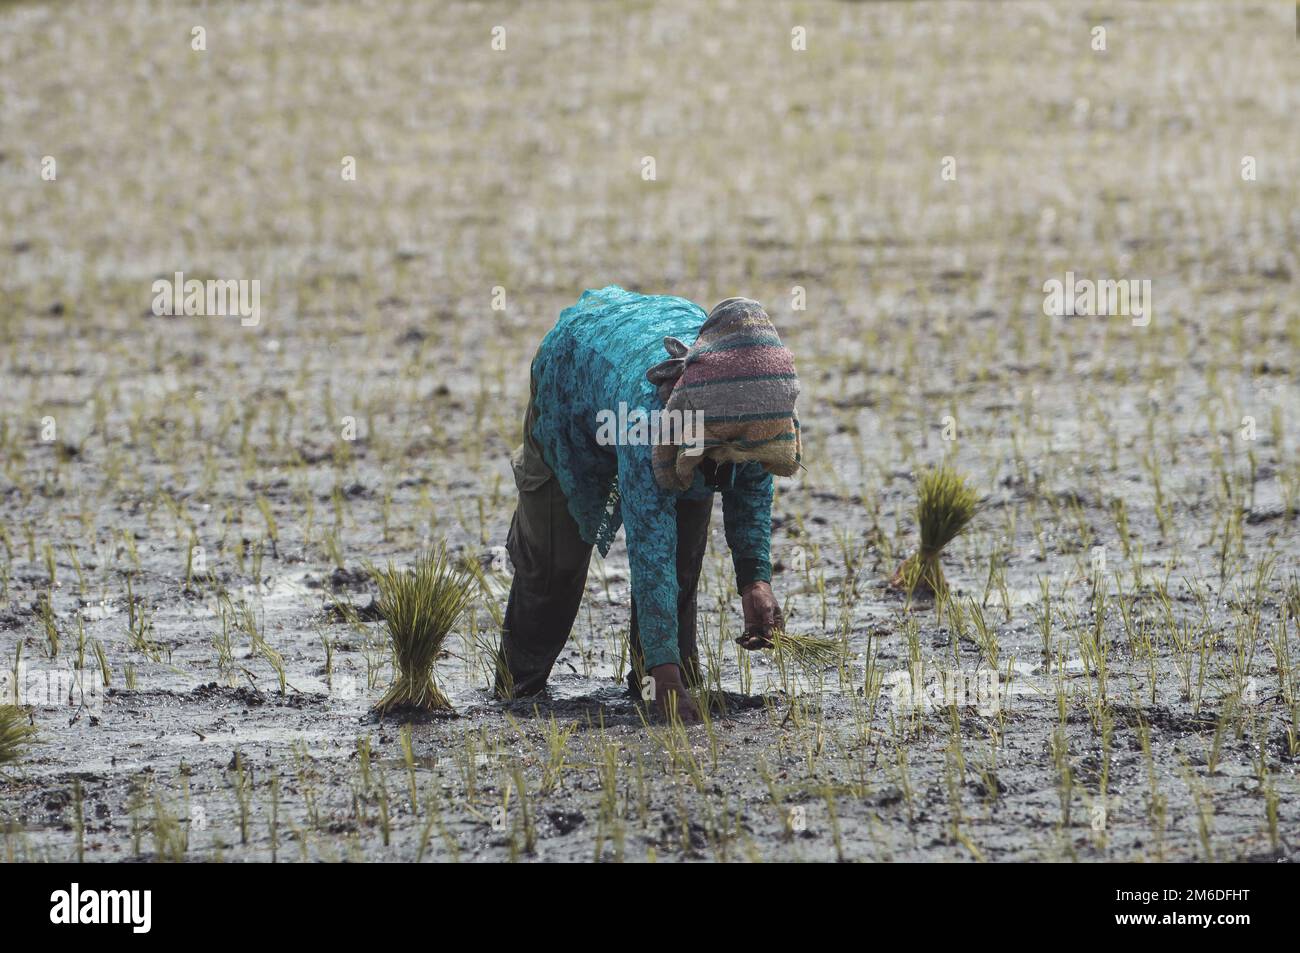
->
[1,0,1298,862]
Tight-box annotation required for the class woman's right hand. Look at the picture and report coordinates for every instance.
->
[738,581,783,649]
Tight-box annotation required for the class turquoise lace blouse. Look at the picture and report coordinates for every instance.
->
[528,285,774,669]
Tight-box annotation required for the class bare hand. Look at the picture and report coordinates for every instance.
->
[738,581,784,649]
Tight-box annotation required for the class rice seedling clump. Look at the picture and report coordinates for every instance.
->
[767,629,844,677]
[892,465,978,600]
[369,548,477,714]
[0,705,37,768]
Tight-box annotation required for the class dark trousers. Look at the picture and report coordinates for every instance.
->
[496,472,711,698]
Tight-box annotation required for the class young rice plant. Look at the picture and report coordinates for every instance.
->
[892,465,978,600]
[369,548,477,714]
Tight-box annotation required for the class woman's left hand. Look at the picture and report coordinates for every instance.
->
[738,581,784,649]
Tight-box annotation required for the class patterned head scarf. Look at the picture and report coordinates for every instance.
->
[647,297,802,492]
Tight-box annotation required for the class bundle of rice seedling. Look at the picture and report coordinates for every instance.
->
[891,464,978,599]
[0,705,37,768]
[765,629,844,676]
[368,548,477,714]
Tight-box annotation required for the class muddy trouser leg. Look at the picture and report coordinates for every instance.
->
[496,476,594,698]
[626,496,713,695]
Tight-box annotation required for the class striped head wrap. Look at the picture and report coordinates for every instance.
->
[648,297,802,492]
